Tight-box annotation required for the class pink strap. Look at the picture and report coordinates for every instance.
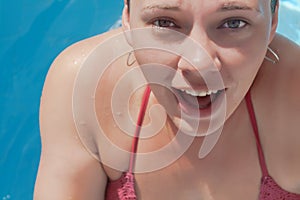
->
[245,90,269,176]
[128,85,151,173]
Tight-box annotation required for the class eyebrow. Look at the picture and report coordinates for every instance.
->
[218,2,261,13]
[142,3,181,11]
[141,1,261,13]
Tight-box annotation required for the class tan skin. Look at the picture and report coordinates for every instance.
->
[34,0,300,199]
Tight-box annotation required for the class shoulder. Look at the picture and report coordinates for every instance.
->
[40,28,124,159]
[254,33,300,191]
[41,27,124,118]
[271,34,300,115]
[270,34,300,146]
[41,27,124,109]
[255,33,300,111]
[40,26,140,170]
[270,34,300,108]
[46,27,123,75]
[35,29,126,199]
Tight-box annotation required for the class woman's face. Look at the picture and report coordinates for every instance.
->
[122,0,278,136]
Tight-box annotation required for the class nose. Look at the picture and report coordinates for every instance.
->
[175,28,222,88]
[177,27,221,73]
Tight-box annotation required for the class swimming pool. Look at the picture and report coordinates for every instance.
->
[0,1,299,199]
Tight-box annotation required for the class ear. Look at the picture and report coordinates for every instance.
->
[122,0,133,46]
[269,0,279,44]
[122,0,130,31]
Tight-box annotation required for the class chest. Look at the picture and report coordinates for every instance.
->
[134,161,262,199]
[133,134,263,200]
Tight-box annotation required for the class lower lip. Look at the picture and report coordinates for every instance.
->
[174,89,226,119]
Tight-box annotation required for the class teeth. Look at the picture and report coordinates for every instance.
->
[180,89,220,97]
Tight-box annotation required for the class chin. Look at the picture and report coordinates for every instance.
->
[169,113,227,137]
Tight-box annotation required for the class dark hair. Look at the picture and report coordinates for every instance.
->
[128,0,130,12]
[271,0,277,13]
[127,0,277,13]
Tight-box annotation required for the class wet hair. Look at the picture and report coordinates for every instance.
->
[271,0,278,13]
[127,0,277,13]
[128,0,130,13]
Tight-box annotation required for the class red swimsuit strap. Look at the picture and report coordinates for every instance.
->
[127,88,269,175]
[245,90,269,177]
[128,85,151,174]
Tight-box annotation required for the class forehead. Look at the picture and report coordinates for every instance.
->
[136,0,263,10]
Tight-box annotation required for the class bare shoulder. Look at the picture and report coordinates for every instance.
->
[271,34,300,112]
[39,28,126,161]
[40,27,123,136]
[257,34,300,111]
[260,34,300,189]
[45,27,123,75]
[271,34,300,73]
[35,28,124,199]
[273,33,300,104]
[275,34,300,190]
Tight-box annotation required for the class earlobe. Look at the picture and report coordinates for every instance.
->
[122,4,133,46]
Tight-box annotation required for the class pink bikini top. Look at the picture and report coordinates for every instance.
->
[105,86,300,200]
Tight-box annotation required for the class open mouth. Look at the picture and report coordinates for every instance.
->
[173,87,226,116]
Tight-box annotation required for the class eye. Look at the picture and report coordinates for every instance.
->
[220,19,248,29]
[152,18,178,28]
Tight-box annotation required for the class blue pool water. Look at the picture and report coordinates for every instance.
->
[0,1,299,199]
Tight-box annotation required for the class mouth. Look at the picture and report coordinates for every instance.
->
[173,87,226,117]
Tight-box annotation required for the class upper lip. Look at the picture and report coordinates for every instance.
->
[172,86,227,92]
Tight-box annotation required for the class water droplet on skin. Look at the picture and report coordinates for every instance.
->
[73,60,78,65]
[116,112,122,116]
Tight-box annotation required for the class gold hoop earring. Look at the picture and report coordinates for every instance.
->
[127,51,136,66]
[264,47,279,64]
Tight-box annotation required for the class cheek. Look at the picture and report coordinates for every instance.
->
[134,49,180,84]
[220,47,265,109]
[227,52,263,90]
[133,49,181,115]
[221,41,266,76]
[134,49,179,65]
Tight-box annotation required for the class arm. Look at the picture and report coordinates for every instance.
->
[34,38,109,200]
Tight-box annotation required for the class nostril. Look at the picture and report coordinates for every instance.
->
[181,70,201,78]
[177,57,194,71]
[181,70,207,87]
[213,55,222,71]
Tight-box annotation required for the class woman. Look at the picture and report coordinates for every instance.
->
[34,0,300,199]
